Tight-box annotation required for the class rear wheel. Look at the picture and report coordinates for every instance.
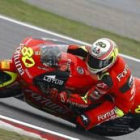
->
[89,113,140,136]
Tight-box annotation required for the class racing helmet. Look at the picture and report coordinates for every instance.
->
[86,38,119,74]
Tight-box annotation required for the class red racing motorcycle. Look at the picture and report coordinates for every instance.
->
[0,37,140,136]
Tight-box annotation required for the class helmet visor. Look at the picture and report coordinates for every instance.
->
[87,54,113,70]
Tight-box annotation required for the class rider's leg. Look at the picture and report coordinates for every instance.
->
[76,100,124,130]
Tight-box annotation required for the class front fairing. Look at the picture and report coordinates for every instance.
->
[12,40,96,87]
[12,41,70,83]
[12,41,75,119]
[12,37,97,120]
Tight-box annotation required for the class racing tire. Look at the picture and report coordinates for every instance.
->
[88,113,140,136]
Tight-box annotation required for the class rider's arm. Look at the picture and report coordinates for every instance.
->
[55,73,113,108]
[57,91,92,108]
[68,45,88,58]
[88,72,114,101]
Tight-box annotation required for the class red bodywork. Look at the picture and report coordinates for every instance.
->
[1,37,140,135]
[11,37,97,121]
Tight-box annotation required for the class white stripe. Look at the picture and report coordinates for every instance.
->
[0,115,79,140]
[0,14,140,63]
[0,120,46,140]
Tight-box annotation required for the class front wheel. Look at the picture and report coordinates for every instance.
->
[0,87,22,98]
[0,70,22,98]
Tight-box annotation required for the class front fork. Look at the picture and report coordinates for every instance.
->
[0,60,22,98]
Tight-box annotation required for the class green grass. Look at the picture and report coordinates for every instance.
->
[0,128,41,140]
[0,0,140,58]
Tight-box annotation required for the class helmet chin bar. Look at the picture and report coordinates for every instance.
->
[87,60,115,75]
[86,56,113,74]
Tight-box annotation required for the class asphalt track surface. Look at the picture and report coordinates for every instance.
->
[0,16,140,140]
[23,0,140,41]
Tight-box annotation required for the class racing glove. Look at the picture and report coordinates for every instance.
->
[58,91,92,108]
[88,84,109,101]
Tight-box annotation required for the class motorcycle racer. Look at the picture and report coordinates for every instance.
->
[54,38,137,130]
[1,36,140,135]
[12,36,140,131]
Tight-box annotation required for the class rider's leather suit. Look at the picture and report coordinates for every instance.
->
[62,45,140,130]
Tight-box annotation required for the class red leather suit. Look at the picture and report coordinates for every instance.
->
[62,45,140,130]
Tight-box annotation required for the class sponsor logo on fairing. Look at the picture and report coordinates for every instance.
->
[43,75,64,85]
[98,109,116,121]
[26,90,69,114]
[13,44,25,76]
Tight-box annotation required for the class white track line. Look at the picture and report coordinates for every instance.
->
[0,115,79,140]
[0,14,140,63]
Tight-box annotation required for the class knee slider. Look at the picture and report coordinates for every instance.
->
[114,107,125,117]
